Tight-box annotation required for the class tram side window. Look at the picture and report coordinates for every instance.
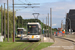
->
[39,28,41,35]
[23,30,26,34]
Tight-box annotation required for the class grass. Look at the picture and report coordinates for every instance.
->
[34,42,53,50]
[15,43,31,50]
[0,42,24,50]
[3,38,20,42]
[0,38,54,50]
[0,38,23,50]
[0,38,27,50]
[26,42,39,50]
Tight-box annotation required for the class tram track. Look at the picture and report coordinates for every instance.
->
[23,42,35,50]
[13,42,26,50]
[12,40,41,50]
[13,42,31,50]
[31,42,41,50]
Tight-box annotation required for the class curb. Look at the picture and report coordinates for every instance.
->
[55,36,75,42]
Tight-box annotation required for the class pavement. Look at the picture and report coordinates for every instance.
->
[41,38,75,50]
[55,35,75,42]
[43,37,54,42]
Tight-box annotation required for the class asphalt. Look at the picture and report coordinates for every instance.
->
[42,38,75,50]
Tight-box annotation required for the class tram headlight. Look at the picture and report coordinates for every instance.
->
[36,36,38,37]
[20,35,21,36]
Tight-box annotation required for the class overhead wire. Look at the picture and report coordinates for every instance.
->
[18,0,25,3]
[25,0,28,3]
[32,8,36,13]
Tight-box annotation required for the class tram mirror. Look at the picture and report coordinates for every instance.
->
[29,26,31,28]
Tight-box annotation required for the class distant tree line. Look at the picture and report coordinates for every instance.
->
[0,7,17,37]
[0,6,57,38]
[16,16,57,34]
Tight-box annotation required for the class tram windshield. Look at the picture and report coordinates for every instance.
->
[27,25,38,35]
[17,29,23,34]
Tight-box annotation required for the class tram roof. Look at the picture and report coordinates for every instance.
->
[27,22,41,29]
[27,22,40,25]
[17,28,24,29]
[17,28,27,31]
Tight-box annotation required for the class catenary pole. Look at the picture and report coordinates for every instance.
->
[13,0,15,42]
[7,0,9,42]
[46,17,47,37]
[48,13,49,37]
[1,5,3,36]
[50,8,52,38]
[4,3,6,41]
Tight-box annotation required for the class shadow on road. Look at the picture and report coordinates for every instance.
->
[15,40,39,42]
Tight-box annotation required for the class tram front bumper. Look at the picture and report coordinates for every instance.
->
[27,38,40,40]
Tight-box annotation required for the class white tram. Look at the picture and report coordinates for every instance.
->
[17,28,26,38]
[27,22,42,41]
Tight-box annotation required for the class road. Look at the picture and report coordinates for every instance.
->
[66,35,75,39]
[42,38,75,50]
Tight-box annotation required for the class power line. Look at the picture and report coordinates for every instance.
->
[14,3,40,5]
[25,0,27,2]
[18,0,25,3]
[32,8,36,13]
[10,6,40,8]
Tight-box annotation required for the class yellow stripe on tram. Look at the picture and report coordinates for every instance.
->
[32,35,34,38]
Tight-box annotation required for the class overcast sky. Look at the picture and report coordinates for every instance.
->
[0,0,75,28]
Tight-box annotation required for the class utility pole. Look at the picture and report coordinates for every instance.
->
[43,19,44,42]
[7,0,9,42]
[61,20,63,30]
[13,0,15,42]
[43,19,44,34]
[1,5,3,36]
[4,3,6,41]
[50,8,52,38]
[46,17,47,37]
[48,13,49,37]
[22,19,23,28]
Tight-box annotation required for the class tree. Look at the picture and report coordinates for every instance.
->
[0,7,17,38]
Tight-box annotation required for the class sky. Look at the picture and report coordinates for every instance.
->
[0,0,75,28]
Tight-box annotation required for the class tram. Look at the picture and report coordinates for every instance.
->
[27,22,42,41]
[17,28,26,38]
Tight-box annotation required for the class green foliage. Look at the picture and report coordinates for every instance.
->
[16,16,50,29]
[16,16,57,34]
[0,7,17,37]
[16,16,23,28]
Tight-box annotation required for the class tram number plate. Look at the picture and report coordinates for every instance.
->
[32,35,34,38]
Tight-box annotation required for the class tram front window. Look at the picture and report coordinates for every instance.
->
[17,29,23,34]
[27,25,38,35]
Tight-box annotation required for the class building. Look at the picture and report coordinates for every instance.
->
[62,24,65,30]
[66,9,75,32]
